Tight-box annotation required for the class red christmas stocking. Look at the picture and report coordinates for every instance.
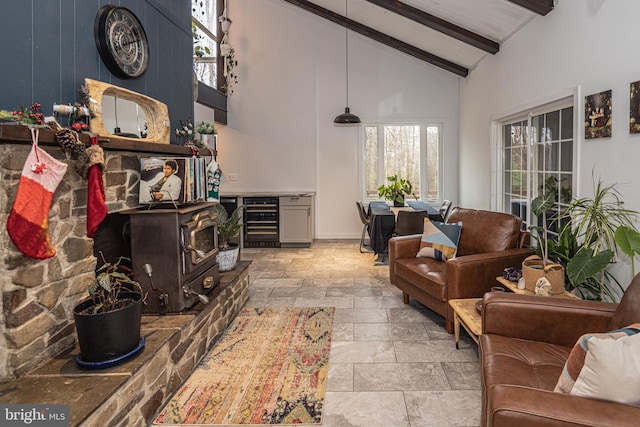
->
[7,141,67,259]
[86,136,107,238]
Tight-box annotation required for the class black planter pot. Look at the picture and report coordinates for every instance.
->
[73,292,142,363]
[393,198,405,207]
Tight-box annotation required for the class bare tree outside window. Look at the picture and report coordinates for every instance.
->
[363,124,441,202]
[192,0,219,88]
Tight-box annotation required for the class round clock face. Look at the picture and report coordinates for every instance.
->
[94,6,149,79]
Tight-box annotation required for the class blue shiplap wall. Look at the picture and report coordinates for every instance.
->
[0,0,193,144]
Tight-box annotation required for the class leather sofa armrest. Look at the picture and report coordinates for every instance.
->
[388,235,421,285]
[446,248,535,300]
[482,292,617,347]
[488,384,640,427]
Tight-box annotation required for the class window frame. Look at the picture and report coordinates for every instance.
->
[360,122,444,203]
[492,90,580,235]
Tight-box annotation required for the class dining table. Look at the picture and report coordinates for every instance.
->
[367,200,441,261]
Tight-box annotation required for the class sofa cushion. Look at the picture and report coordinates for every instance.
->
[416,219,462,261]
[481,334,569,391]
[447,207,522,256]
[554,324,640,401]
[394,257,446,301]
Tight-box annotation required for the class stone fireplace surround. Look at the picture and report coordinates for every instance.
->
[0,124,246,424]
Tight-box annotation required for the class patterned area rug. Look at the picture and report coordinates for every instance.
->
[153,307,334,426]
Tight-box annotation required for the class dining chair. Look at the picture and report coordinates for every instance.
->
[394,210,428,236]
[439,199,453,222]
[356,201,373,252]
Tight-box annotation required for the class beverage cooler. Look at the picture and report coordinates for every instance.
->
[243,197,280,247]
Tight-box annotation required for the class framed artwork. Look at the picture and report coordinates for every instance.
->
[630,81,640,133]
[584,90,612,139]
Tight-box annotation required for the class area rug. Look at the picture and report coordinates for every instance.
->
[153,307,335,426]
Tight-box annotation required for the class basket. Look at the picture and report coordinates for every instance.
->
[522,255,565,295]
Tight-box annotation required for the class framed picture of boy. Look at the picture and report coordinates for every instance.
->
[584,90,612,139]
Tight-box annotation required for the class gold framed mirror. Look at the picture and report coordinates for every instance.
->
[85,78,171,144]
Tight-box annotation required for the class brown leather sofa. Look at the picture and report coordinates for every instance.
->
[480,274,640,427]
[388,207,534,333]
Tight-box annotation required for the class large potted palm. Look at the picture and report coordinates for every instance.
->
[531,176,640,301]
[73,255,145,367]
[215,203,244,272]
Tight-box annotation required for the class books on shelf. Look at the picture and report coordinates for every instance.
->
[139,157,209,205]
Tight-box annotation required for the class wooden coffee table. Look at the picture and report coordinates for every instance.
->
[495,276,580,299]
[449,298,482,349]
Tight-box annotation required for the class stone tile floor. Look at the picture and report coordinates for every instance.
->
[240,240,481,427]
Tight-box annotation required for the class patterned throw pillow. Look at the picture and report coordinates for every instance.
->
[416,218,462,261]
[554,323,640,405]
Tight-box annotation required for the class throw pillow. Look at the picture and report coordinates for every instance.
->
[554,323,640,399]
[571,331,640,405]
[416,218,462,261]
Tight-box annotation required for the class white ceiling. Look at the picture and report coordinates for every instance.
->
[283,0,553,76]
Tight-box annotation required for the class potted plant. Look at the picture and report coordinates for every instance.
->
[378,175,416,207]
[532,175,640,301]
[215,203,244,272]
[73,255,145,365]
[195,120,216,150]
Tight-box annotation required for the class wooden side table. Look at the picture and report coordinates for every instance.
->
[495,276,580,299]
[448,298,482,349]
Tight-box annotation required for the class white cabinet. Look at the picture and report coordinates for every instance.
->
[279,196,313,246]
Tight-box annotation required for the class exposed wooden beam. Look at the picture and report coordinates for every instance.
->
[364,0,499,55]
[281,0,468,77]
[507,0,554,16]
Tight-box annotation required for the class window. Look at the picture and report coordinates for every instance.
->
[363,124,442,201]
[192,0,220,89]
[498,100,574,235]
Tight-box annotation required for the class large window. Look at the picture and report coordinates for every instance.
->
[192,0,220,90]
[498,99,574,235]
[363,124,441,201]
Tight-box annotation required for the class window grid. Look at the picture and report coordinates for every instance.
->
[363,124,442,202]
[499,105,573,235]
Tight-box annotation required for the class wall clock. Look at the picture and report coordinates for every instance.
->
[94,5,149,79]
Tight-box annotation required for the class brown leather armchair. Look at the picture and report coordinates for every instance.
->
[480,274,640,426]
[389,207,534,333]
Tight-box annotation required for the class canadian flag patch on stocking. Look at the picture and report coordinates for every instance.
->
[7,141,67,259]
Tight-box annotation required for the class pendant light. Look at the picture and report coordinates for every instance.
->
[334,0,360,124]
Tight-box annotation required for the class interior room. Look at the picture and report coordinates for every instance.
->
[1,0,640,426]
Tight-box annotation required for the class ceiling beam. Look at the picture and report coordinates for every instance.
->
[281,0,468,77]
[506,0,554,16]
[364,0,499,55]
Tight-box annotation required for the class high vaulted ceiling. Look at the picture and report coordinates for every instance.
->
[281,0,554,77]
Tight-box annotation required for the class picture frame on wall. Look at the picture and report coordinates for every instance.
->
[630,81,640,134]
[584,90,612,139]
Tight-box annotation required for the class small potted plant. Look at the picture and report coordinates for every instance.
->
[73,255,145,365]
[215,203,244,271]
[378,175,416,207]
[195,120,216,150]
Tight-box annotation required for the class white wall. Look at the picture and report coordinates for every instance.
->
[459,0,640,288]
[214,0,459,239]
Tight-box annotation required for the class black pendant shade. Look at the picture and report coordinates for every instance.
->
[334,0,359,125]
[334,107,361,124]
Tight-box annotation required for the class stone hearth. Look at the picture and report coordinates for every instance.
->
[0,260,248,426]
[1,124,215,382]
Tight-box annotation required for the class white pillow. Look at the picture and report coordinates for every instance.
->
[571,331,640,405]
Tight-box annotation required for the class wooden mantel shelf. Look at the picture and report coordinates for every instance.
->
[0,123,214,156]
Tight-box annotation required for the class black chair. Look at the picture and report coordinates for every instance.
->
[439,199,453,222]
[394,210,427,236]
[356,201,373,252]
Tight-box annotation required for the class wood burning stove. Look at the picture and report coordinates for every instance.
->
[125,202,220,313]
